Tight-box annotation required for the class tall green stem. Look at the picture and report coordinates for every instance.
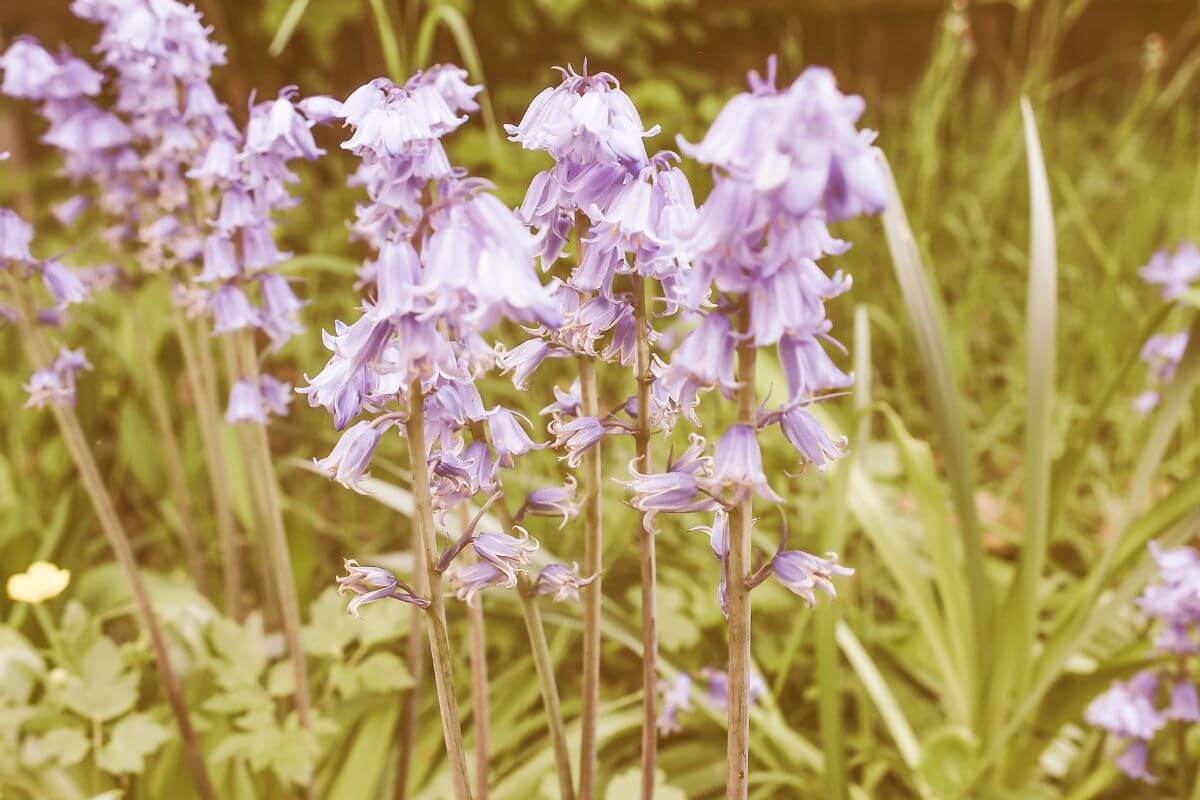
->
[632,275,658,799]
[406,380,474,800]
[459,503,491,800]
[519,581,575,797]
[171,306,243,618]
[726,297,757,800]
[577,356,603,800]
[486,482,575,800]
[231,333,312,733]
[6,276,215,800]
[393,517,428,800]
[131,302,207,594]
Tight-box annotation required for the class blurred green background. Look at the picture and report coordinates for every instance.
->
[2,1,1200,798]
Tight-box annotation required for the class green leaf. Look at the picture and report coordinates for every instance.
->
[267,0,312,56]
[266,660,295,698]
[0,452,16,510]
[21,726,89,768]
[878,150,990,711]
[255,719,320,787]
[880,405,972,722]
[119,403,162,494]
[96,713,171,774]
[207,615,268,684]
[605,768,686,800]
[997,96,1059,718]
[365,0,405,79]
[835,622,922,775]
[627,584,699,652]
[60,638,138,722]
[917,726,980,799]
[0,626,45,704]
[413,4,502,147]
[357,652,413,694]
[202,685,274,718]
[301,588,359,658]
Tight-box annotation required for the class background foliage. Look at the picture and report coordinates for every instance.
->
[2,0,1200,797]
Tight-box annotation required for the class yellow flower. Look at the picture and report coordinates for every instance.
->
[6,561,71,604]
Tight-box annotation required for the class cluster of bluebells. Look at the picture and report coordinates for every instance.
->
[1,208,94,329]
[0,0,324,428]
[608,57,881,612]
[656,667,768,735]
[1133,243,1197,414]
[299,67,596,609]
[498,63,700,477]
[0,204,94,408]
[193,90,328,424]
[1085,541,1200,783]
[0,1,232,262]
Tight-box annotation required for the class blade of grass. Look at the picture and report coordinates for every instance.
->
[877,151,987,726]
[995,96,1058,722]
[835,622,930,797]
[413,5,501,150]
[1042,311,1200,646]
[366,0,406,80]
[1047,303,1172,531]
[878,405,972,723]
[815,306,874,799]
[845,464,969,723]
[268,0,312,57]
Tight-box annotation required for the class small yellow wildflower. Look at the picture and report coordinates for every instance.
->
[6,561,71,604]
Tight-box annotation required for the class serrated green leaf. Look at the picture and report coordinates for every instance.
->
[357,651,413,693]
[202,685,273,718]
[244,719,319,787]
[207,616,267,683]
[21,726,89,768]
[60,638,138,722]
[96,713,170,775]
[0,626,45,704]
[301,589,359,658]
[266,660,295,698]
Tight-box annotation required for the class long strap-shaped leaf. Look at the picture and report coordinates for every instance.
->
[836,622,932,798]
[991,97,1058,724]
[877,151,989,726]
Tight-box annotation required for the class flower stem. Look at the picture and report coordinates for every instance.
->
[171,305,243,618]
[632,274,658,800]
[726,296,757,800]
[31,603,67,666]
[577,355,603,800]
[6,278,215,800]
[486,483,575,800]
[406,380,474,800]
[232,332,312,733]
[393,518,427,800]
[131,301,208,594]
[1177,656,1192,799]
[455,503,491,800]
[518,582,576,800]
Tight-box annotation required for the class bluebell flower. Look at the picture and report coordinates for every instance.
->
[314,420,385,494]
[657,674,693,735]
[337,559,427,617]
[533,562,595,602]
